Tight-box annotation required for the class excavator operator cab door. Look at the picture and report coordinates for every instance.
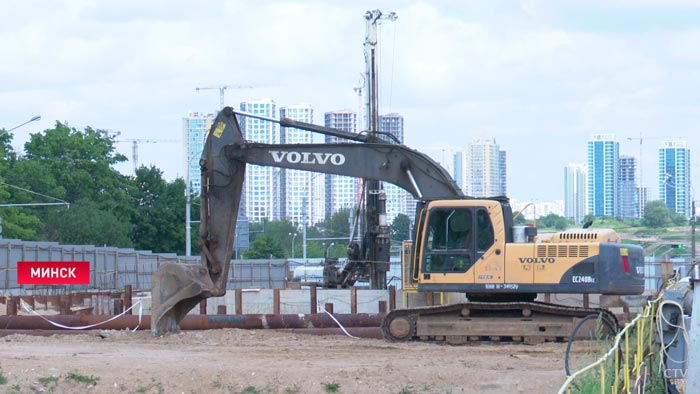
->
[417,204,496,283]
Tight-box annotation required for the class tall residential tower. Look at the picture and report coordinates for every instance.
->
[324,110,359,219]
[564,163,587,223]
[182,111,215,193]
[379,113,411,224]
[279,104,322,225]
[618,156,638,219]
[587,134,619,217]
[659,140,691,217]
[240,99,278,222]
[453,138,506,198]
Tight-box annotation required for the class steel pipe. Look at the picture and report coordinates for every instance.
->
[0,313,385,331]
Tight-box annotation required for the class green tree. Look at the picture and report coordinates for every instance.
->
[0,130,44,239]
[129,166,186,254]
[391,213,412,241]
[323,208,352,238]
[20,122,130,207]
[243,234,285,259]
[670,210,688,226]
[42,200,133,247]
[265,219,298,256]
[537,213,570,231]
[6,122,135,245]
[643,200,674,228]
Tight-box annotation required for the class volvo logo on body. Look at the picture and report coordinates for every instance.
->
[519,257,556,264]
[269,151,346,166]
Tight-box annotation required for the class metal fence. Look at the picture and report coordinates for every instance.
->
[0,239,289,295]
[558,294,663,393]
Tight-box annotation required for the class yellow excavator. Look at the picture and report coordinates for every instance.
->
[151,107,644,342]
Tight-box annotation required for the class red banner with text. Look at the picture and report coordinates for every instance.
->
[17,261,91,285]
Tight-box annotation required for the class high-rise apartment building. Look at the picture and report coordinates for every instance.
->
[587,134,619,217]
[637,186,649,218]
[279,104,325,225]
[618,156,637,219]
[324,110,360,219]
[564,163,587,223]
[499,150,508,196]
[240,99,278,222]
[379,113,411,224]
[182,111,215,193]
[453,138,506,197]
[658,140,691,217]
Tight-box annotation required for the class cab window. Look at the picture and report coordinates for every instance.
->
[423,208,473,273]
[476,209,494,252]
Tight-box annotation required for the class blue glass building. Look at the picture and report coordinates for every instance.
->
[587,134,619,217]
[658,141,691,217]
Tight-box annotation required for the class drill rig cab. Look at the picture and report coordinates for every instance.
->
[151,107,644,341]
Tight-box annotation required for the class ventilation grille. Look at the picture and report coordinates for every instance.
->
[537,245,590,258]
[558,232,599,240]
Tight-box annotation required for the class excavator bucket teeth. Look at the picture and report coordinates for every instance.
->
[151,263,217,336]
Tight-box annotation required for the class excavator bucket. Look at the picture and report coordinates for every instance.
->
[151,107,245,335]
[151,263,216,335]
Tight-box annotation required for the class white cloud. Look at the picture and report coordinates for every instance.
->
[1,0,699,201]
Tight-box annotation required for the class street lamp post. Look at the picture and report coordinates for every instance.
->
[325,242,335,258]
[289,232,298,258]
[5,115,41,132]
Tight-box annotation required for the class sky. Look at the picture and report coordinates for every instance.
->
[2,0,699,203]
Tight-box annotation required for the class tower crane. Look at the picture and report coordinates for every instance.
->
[115,139,179,173]
[195,85,257,109]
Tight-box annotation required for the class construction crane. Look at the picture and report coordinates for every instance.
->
[195,85,257,109]
[115,139,179,173]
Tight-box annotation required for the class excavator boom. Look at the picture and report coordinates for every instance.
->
[151,107,465,335]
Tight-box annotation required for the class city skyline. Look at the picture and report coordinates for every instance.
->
[4,2,699,204]
[184,104,692,225]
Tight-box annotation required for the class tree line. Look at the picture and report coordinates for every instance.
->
[1,122,689,258]
[0,122,189,254]
[0,122,407,258]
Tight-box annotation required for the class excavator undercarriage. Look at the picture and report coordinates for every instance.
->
[382,301,618,344]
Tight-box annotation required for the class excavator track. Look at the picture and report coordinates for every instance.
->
[381,301,619,345]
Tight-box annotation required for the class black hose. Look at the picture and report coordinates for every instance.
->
[564,313,617,376]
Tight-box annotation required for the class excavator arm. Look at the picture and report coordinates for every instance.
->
[226,142,463,201]
[151,107,464,335]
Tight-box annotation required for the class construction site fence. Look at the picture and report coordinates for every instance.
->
[558,293,666,394]
[2,286,399,317]
[0,239,289,295]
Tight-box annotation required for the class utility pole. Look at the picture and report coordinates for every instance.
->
[685,199,698,392]
[686,262,700,392]
[363,9,397,290]
[692,200,696,267]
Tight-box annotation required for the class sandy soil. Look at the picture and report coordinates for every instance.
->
[0,327,570,394]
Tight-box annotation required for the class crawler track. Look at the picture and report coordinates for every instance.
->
[381,301,618,344]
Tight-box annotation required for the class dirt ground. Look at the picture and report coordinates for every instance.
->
[0,327,571,394]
